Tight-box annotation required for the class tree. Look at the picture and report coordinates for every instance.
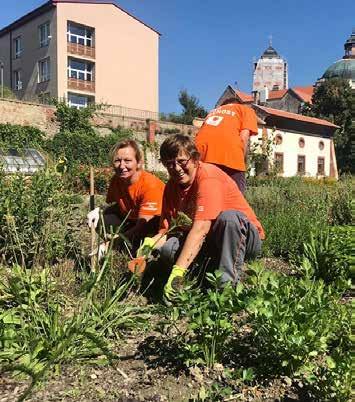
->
[300,78,352,173]
[178,90,208,124]
[160,90,208,125]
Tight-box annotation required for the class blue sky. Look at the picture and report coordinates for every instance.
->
[1,0,353,113]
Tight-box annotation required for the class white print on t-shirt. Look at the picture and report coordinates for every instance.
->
[197,205,204,212]
[141,202,158,211]
[207,108,236,117]
[205,115,223,126]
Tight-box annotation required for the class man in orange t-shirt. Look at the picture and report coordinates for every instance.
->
[143,134,264,299]
[195,99,258,194]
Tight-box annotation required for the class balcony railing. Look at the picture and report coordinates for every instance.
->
[68,77,95,93]
[67,42,95,59]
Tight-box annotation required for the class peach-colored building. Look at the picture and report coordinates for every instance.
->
[0,0,160,112]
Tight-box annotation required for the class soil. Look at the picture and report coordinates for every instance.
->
[0,257,306,402]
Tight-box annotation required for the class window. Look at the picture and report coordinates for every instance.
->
[298,137,305,148]
[297,155,306,175]
[275,133,283,145]
[67,92,93,109]
[319,141,325,150]
[38,58,50,82]
[274,152,284,173]
[14,36,22,58]
[67,22,94,47]
[317,157,325,175]
[68,58,94,81]
[39,22,50,47]
[13,70,22,90]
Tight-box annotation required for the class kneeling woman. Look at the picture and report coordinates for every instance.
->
[146,134,265,298]
[88,139,165,253]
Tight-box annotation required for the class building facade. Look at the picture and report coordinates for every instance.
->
[250,105,338,178]
[0,0,160,112]
[252,44,288,93]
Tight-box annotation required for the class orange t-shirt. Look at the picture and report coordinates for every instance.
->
[195,103,258,172]
[106,170,165,220]
[160,162,265,239]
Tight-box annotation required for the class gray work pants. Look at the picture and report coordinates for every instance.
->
[159,210,262,285]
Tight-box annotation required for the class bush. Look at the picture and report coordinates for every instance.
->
[44,128,133,169]
[0,167,78,267]
[0,123,45,151]
[245,176,352,259]
[241,263,351,400]
[299,226,351,291]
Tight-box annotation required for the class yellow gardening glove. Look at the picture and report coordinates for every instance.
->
[136,237,155,257]
[164,265,187,300]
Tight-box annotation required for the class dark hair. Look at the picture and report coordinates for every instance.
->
[110,139,143,165]
[160,134,200,162]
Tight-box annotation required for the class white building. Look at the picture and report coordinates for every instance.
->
[251,105,338,178]
[253,44,288,92]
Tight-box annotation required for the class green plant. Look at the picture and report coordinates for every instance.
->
[245,176,351,258]
[239,262,350,399]
[0,123,45,152]
[0,167,79,267]
[159,272,239,368]
[0,246,151,400]
[299,226,351,290]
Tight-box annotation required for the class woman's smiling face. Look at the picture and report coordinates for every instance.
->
[164,150,198,187]
[113,146,140,183]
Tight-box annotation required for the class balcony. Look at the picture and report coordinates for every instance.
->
[68,78,95,93]
[67,42,95,59]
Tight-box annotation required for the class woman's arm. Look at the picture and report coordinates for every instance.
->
[175,219,211,269]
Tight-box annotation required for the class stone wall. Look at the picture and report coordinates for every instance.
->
[0,98,198,140]
[0,98,199,171]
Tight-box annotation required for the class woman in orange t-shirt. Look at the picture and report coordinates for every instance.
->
[195,99,258,194]
[144,134,264,299]
[87,139,165,253]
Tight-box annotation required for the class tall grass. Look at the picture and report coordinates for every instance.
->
[245,176,351,258]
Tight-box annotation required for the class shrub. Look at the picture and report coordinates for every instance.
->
[299,226,351,291]
[245,176,352,259]
[241,262,351,400]
[0,123,45,151]
[0,167,78,267]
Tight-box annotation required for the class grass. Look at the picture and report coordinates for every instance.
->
[0,169,352,401]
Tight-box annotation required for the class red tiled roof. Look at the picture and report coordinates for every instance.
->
[291,86,314,103]
[267,89,287,99]
[254,105,339,128]
[235,90,254,103]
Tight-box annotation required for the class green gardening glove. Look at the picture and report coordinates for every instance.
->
[164,265,187,299]
[137,237,155,257]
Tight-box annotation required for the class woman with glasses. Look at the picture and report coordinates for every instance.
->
[87,139,165,255]
[143,134,265,299]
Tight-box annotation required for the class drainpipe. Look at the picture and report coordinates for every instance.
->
[10,30,13,90]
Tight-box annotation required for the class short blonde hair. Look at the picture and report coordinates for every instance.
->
[110,139,143,165]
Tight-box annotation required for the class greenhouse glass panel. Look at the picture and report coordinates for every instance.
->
[0,148,45,174]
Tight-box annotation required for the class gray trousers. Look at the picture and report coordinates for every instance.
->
[159,210,262,285]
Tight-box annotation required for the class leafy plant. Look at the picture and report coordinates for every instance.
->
[299,226,351,290]
[239,262,350,400]
[159,272,239,368]
[0,167,79,267]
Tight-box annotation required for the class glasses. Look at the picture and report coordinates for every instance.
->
[161,157,191,169]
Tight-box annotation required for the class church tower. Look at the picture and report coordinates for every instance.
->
[253,39,288,92]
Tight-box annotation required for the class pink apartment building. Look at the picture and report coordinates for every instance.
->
[0,0,160,112]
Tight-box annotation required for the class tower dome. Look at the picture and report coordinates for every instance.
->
[261,46,281,59]
[319,30,355,87]
[321,59,355,81]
